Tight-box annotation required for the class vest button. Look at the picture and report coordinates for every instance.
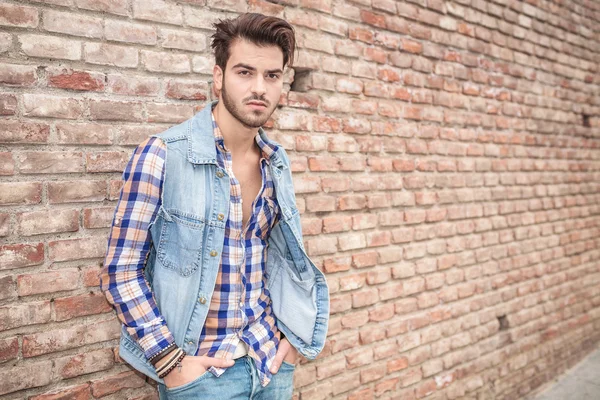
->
[217,213,224,220]
[216,171,224,178]
[198,296,206,304]
[210,250,218,257]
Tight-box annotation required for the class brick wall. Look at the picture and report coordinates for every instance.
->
[0,0,599,399]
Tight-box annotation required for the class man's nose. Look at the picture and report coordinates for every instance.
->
[252,75,267,96]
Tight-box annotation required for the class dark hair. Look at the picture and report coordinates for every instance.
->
[211,13,296,70]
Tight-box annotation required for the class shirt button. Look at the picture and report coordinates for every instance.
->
[217,213,224,221]
[216,171,224,178]
[210,250,218,257]
[198,296,206,304]
[187,340,193,345]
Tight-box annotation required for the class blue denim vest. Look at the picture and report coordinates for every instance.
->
[118,101,330,383]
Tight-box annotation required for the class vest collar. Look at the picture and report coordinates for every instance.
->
[187,100,285,169]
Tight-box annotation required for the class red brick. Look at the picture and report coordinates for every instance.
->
[49,236,107,262]
[23,94,83,119]
[352,251,378,268]
[322,256,351,273]
[306,236,338,256]
[83,265,102,287]
[0,242,44,270]
[300,0,332,13]
[105,19,157,45]
[23,319,119,357]
[166,79,209,100]
[43,10,103,38]
[0,120,50,143]
[47,67,105,91]
[338,195,367,211]
[117,125,162,145]
[0,301,51,331]
[133,0,183,25]
[75,0,128,15]
[20,34,81,60]
[0,213,9,236]
[55,293,112,321]
[0,63,37,86]
[0,152,14,175]
[346,348,373,369]
[18,209,79,236]
[19,151,83,174]
[29,384,92,400]
[56,348,115,379]
[19,268,78,298]
[90,371,146,397]
[0,3,39,28]
[142,50,190,74]
[287,92,319,109]
[0,337,18,363]
[0,361,52,396]
[56,122,114,145]
[84,42,138,68]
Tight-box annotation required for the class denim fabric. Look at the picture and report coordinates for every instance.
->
[157,356,295,400]
[117,101,330,384]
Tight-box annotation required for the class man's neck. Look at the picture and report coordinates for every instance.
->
[212,101,259,158]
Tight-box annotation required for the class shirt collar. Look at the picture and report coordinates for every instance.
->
[210,109,277,164]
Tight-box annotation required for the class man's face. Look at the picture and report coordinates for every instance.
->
[214,39,284,128]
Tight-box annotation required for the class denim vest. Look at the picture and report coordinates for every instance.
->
[118,101,330,383]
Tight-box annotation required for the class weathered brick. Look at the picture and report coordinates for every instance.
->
[48,180,107,204]
[90,371,146,397]
[20,34,81,60]
[0,3,39,28]
[0,301,51,331]
[22,319,119,357]
[18,151,83,174]
[86,151,130,173]
[18,209,79,236]
[166,79,209,100]
[84,43,138,68]
[0,337,18,363]
[49,236,107,261]
[105,19,157,45]
[23,94,83,119]
[55,293,112,321]
[29,384,92,400]
[133,0,183,25]
[0,361,52,396]
[18,268,80,296]
[90,99,144,121]
[43,10,103,38]
[161,29,207,52]
[56,123,114,145]
[142,50,190,74]
[55,348,115,378]
[74,0,128,16]
[0,63,37,86]
[0,120,49,143]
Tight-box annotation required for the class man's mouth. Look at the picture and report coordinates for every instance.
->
[247,101,268,108]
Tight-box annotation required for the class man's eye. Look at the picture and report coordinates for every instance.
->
[239,70,250,76]
[268,74,280,79]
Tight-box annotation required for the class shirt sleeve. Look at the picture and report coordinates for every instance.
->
[99,136,176,362]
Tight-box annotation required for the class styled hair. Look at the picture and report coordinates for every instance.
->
[211,13,296,70]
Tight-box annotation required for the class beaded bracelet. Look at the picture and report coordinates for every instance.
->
[158,349,186,379]
[156,348,184,376]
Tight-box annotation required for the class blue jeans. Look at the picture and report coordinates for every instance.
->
[157,356,295,400]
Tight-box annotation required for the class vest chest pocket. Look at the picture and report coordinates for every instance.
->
[156,210,205,277]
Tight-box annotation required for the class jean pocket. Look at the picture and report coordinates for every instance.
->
[165,370,211,394]
[280,360,296,370]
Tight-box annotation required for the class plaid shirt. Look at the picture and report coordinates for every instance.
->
[101,111,282,387]
[198,112,281,386]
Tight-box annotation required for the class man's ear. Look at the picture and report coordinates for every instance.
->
[213,64,223,91]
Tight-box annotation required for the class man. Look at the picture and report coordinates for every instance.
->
[100,13,329,400]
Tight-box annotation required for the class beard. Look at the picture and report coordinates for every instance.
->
[220,76,276,129]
